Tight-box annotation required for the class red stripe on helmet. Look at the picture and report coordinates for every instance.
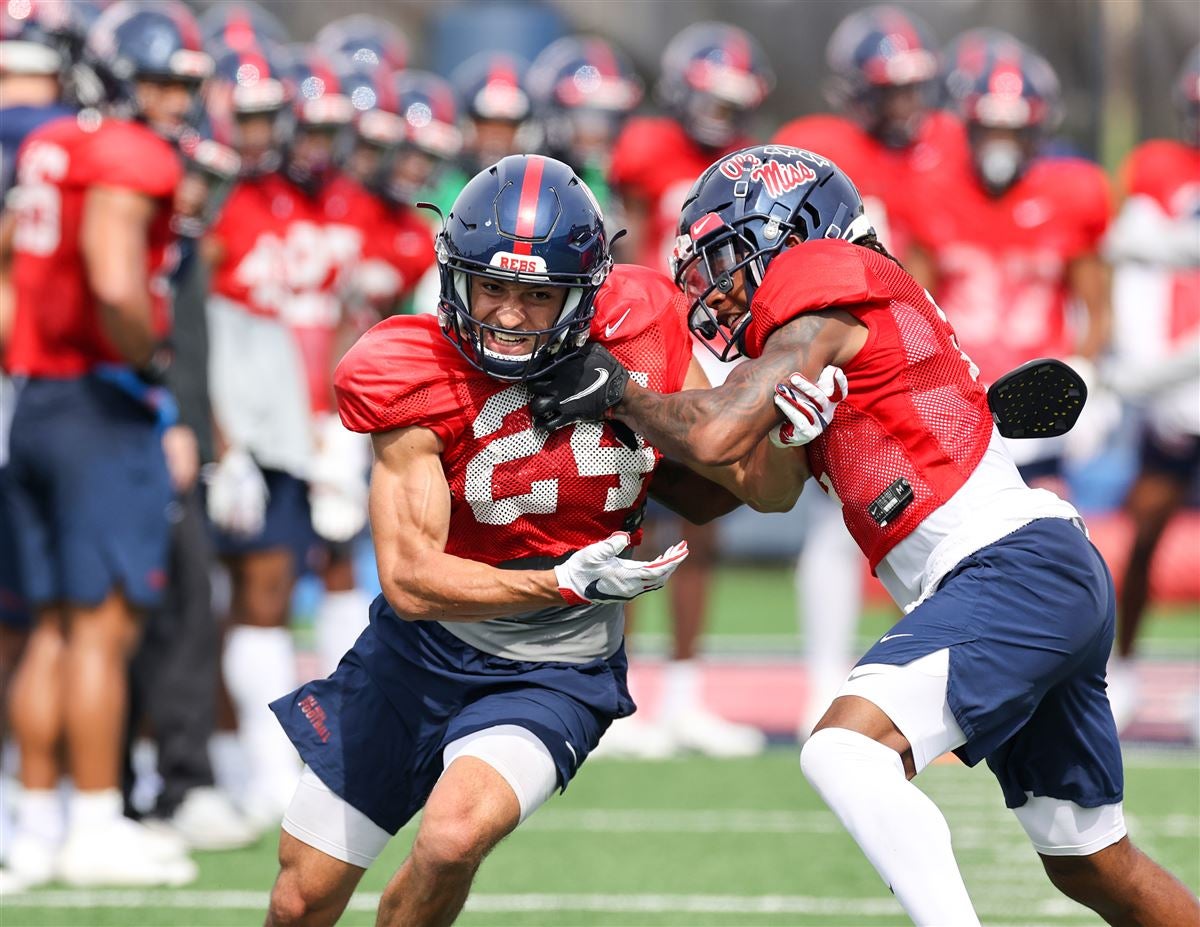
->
[512,155,545,256]
[724,28,751,71]
[883,8,923,52]
[589,37,619,78]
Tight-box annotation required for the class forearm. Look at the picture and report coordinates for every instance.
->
[1069,255,1112,361]
[647,457,745,524]
[378,549,563,622]
[731,439,809,513]
[97,292,157,368]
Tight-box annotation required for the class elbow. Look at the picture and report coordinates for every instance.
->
[689,422,750,468]
[380,579,436,621]
[746,486,803,514]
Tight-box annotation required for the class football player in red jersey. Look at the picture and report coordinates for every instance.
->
[901,37,1114,484]
[1,1,208,887]
[531,144,1200,927]
[770,6,967,739]
[605,21,775,758]
[773,7,966,278]
[262,155,801,926]
[1103,45,1200,733]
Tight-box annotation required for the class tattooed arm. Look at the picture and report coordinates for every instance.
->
[613,309,867,468]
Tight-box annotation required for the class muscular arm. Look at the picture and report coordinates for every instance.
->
[81,185,158,367]
[369,426,564,621]
[1067,253,1112,362]
[614,309,866,468]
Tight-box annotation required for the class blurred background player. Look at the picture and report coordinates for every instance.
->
[201,44,362,830]
[770,5,966,737]
[1103,44,1200,733]
[2,0,210,887]
[604,21,774,758]
[528,34,643,215]
[451,50,541,178]
[902,34,1116,484]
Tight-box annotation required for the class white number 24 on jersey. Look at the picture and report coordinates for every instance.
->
[464,376,655,526]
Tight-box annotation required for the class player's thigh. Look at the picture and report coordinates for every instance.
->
[281,765,391,871]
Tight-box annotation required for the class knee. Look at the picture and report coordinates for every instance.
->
[266,870,315,926]
[412,811,493,875]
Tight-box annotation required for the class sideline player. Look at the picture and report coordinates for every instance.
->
[771,5,966,736]
[1103,45,1200,732]
[3,1,207,887]
[262,154,802,926]
[530,144,1199,926]
[606,21,775,757]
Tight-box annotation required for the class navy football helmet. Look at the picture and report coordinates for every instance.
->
[378,69,463,204]
[85,1,213,138]
[200,1,289,56]
[1175,44,1200,147]
[825,5,940,148]
[452,51,540,173]
[954,39,1062,194]
[671,144,873,360]
[208,41,290,175]
[435,155,612,381]
[529,35,643,172]
[279,46,354,193]
[315,14,407,73]
[0,0,77,75]
[658,22,773,150]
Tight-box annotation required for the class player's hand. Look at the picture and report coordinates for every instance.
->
[162,425,200,493]
[308,415,370,543]
[769,366,848,448]
[554,532,688,605]
[204,447,269,538]
[528,342,629,431]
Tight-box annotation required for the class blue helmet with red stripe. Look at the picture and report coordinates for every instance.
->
[529,35,643,172]
[435,154,612,381]
[825,5,939,148]
[670,144,873,361]
[315,14,407,73]
[208,41,290,174]
[452,50,541,173]
[658,22,773,150]
[379,69,462,204]
[199,1,289,56]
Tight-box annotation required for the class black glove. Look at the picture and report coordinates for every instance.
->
[529,342,629,430]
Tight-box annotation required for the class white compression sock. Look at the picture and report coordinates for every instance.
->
[314,588,372,678]
[222,625,300,814]
[68,789,123,833]
[658,659,701,723]
[17,788,65,844]
[801,728,980,926]
[798,497,863,721]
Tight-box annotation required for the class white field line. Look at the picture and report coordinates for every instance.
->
[0,889,1107,921]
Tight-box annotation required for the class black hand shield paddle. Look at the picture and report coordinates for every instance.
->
[987,358,1088,440]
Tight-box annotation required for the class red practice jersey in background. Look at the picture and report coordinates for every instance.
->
[900,155,1111,385]
[609,117,752,273]
[335,265,693,563]
[6,116,181,377]
[771,111,968,259]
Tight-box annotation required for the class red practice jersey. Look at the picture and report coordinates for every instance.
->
[335,265,693,564]
[351,195,436,315]
[6,115,181,377]
[901,155,1111,385]
[609,116,752,273]
[1120,139,1200,345]
[744,240,993,569]
[771,111,968,258]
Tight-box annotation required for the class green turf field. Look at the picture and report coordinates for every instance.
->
[5,748,1198,926]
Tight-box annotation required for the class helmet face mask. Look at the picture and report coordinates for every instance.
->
[435,155,611,381]
[672,145,873,361]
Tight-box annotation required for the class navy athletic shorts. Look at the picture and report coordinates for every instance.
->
[271,595,635,834]
[207,467,316,571]
[5,377,172,609]
[856,517,1123,810]
[0,466,29,628]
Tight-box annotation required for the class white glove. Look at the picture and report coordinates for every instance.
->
[769,366,848,448]
[204,446,269,538]
[554,532,689,605]
[1062,356,1122,464]
[308,415,370,543]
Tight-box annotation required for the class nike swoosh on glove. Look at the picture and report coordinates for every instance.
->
[769,366,848,448]
[529,342,629,431]
[554,531,689,605]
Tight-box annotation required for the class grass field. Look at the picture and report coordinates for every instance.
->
[6,566,1197,926]
[5,748,1198,926]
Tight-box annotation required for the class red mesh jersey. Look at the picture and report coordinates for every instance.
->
[608,117,752,273]
[745,240,993,568]
[6,116,181,377]
[335,264,693,563]
[771,111,968,260]
[897,154,1111,384]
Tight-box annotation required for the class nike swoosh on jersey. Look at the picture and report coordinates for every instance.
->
[879,633,913,643]
[604,308,633,338]
[562,367,610,404]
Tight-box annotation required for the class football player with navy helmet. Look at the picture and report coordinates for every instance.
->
[529,142,1200,927]
[262,154,802,925]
